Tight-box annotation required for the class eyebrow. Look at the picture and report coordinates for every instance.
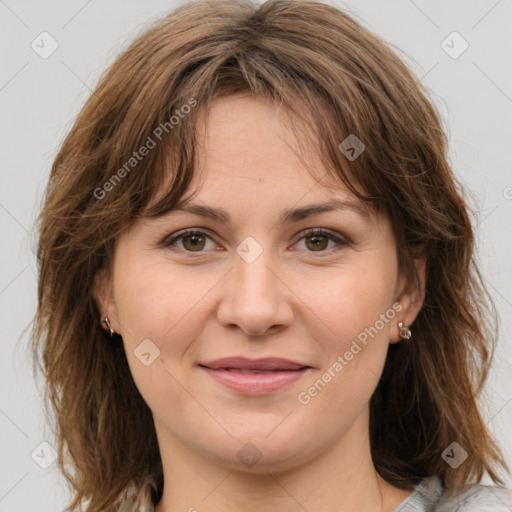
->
[171,199,370,225]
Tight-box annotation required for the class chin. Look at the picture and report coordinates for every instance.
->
[203,429,316,474]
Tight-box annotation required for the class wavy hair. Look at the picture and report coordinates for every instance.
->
[31,0,509,510]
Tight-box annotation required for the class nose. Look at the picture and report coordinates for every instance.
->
[216,244,294,337]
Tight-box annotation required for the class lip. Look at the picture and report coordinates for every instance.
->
[198,357,312,395]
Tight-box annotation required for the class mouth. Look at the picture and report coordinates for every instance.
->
[198,357,312,395]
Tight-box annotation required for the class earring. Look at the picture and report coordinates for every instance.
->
[102,317,115,336]
[398,321,411,341]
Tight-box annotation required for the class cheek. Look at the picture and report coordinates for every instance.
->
[113,256,222,344]
[112,256,226,406]
[293,271,395,429]
[293,259,397,349]
[294,258,397,416]
[111,256,213,417]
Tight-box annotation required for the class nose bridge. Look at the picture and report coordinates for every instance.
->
[217,235,293,336]
[236,243,275,293]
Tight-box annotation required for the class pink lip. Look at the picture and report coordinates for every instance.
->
[199,357,311,395]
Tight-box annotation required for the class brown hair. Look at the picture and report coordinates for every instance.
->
[31,0,509,510]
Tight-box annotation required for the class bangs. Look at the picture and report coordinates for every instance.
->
[139,71,380,222]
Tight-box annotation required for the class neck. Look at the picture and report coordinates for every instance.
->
[153,409,412,512]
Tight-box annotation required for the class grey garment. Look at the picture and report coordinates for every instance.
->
[118,473,512,511]
[392,475,512,512]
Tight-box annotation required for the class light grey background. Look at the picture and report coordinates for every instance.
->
[1,1,511,511]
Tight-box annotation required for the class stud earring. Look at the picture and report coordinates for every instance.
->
[102,317,115,336]
[398,321,411,341]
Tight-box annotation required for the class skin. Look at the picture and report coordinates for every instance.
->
[94,95,425,512]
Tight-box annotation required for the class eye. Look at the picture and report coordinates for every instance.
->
[163,227,348,256]
[291,228,348,255]
[163,229,217,253]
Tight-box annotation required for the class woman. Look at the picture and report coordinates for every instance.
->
[31,0,511,510]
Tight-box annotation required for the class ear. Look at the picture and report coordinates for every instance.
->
[92,267,120,334]
[390,258,426,344]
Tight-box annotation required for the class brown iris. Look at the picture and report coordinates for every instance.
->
[305,234,328,251]
[182,233,206,251]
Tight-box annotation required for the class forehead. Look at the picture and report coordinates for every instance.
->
[191,94,352,196]
[145,93,375,224]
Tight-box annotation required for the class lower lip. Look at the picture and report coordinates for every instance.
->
[200,367,310,395]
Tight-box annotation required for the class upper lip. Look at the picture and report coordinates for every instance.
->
[199,357,310,371]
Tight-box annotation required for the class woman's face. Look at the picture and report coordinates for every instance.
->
[95,95,423,474]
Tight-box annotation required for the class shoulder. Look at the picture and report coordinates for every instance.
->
[116,474,157,512]
[434,482,512,511]
[394,476,512,512]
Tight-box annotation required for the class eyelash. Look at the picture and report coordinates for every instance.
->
[162,228,349,257]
